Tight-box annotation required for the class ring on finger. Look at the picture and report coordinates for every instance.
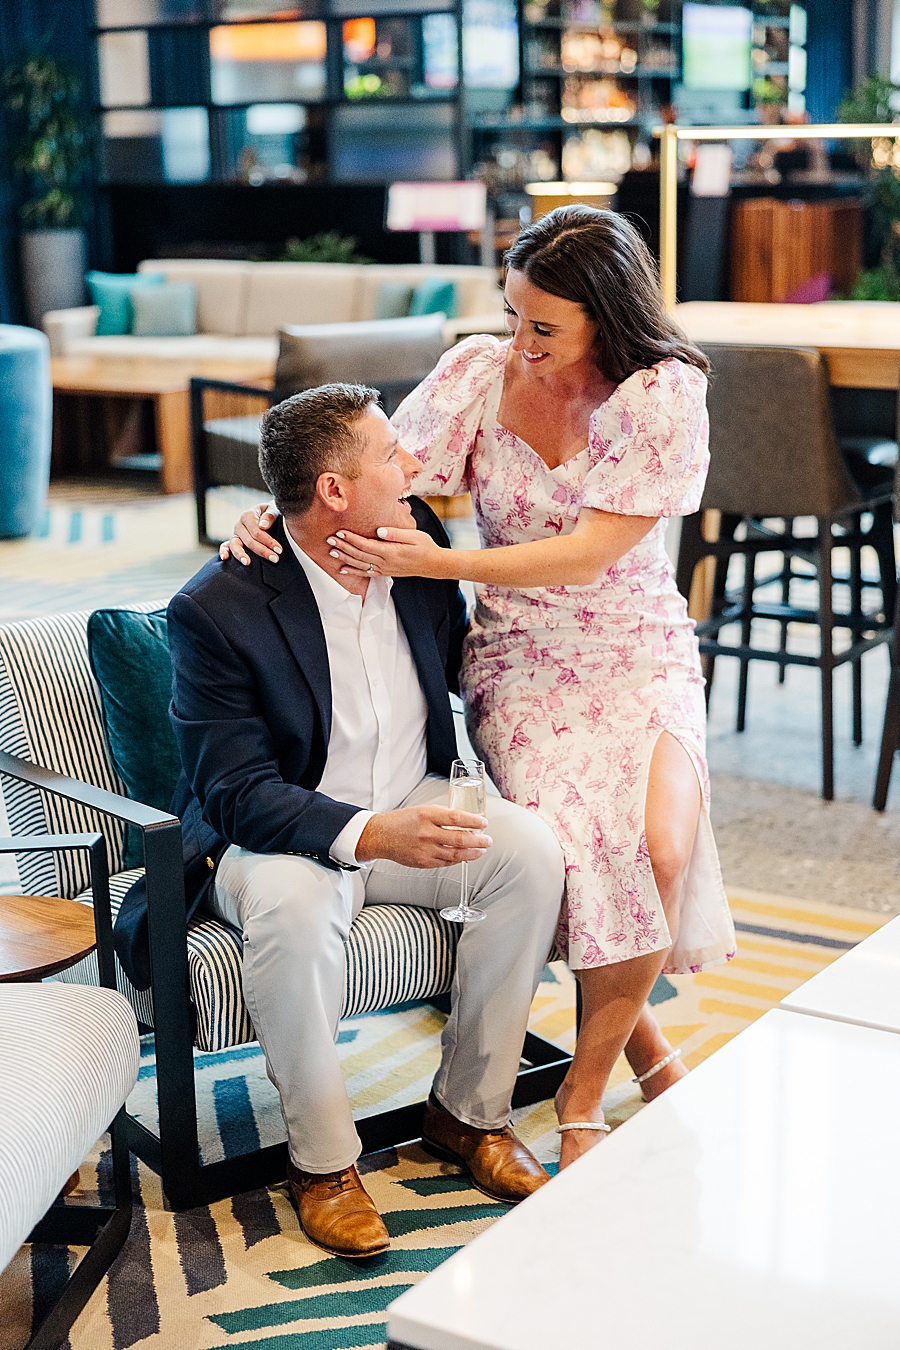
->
[367,563,375,575]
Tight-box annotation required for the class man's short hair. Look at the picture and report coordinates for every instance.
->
[258,382,379,516]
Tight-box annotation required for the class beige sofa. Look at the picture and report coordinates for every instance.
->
[44,259,504,359]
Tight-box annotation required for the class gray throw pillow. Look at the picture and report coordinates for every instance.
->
[130,282,197,337]
[374,281,414,320]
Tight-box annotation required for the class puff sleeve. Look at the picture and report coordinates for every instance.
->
[393,334,507,497]
[581,359,709,518]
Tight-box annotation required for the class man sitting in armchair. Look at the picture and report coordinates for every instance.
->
[164,383,565,1257]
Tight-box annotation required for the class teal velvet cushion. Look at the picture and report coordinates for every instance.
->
[410,277,456,319]
[87,608,181,869]
[86,271,165,337]
[374,281,414,320]
[130,282,197,337]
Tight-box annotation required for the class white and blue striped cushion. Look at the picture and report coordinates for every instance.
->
[0,608,159,899]
[61,867,459,1052]
[1,608,462,1054]
[0,983,139,1273]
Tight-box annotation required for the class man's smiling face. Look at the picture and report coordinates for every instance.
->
[338,404,422,537]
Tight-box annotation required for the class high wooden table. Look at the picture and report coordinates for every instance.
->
[51,353,276,495]
[675,301,900,390]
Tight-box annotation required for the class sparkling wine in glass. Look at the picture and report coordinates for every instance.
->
[441,758,488,924]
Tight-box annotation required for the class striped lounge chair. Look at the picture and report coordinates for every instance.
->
[0,608,570,1210]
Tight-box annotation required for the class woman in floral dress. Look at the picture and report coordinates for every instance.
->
[225,207,735,1168]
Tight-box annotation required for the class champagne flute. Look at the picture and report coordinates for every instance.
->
[441,758,488,924]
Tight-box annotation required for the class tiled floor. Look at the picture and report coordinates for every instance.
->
[2,483,899,913]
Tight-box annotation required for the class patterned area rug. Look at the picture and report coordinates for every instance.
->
[0,890,888,1350]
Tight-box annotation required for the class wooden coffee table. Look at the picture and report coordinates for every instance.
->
[0,893,97,983]
[51,353,276,495]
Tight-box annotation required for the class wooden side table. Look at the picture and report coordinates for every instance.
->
[0,893,97,983]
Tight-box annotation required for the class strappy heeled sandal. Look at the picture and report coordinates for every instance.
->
[555,1120,611,1137]
[631,1046,682,1099]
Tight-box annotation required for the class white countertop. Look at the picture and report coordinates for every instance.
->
[781,913,900,1035]
[388,1009,900,1350]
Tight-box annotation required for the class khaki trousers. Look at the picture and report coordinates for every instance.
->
[210,775,564,1172]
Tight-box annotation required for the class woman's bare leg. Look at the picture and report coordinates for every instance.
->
[556,733,701,1167]
[625,1006,689,1101]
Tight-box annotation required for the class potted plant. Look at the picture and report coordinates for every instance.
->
[2,53,89,328]
[837,74,900,300]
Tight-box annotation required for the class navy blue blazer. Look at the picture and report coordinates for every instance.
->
[113,499,467,990]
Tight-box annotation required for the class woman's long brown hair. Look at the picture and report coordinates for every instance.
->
[503,205,710,382]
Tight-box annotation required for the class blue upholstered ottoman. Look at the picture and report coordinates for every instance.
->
[0,324,52,539]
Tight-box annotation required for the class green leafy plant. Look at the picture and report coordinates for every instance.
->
[837,73,900,126]
[2,53,88,229]
[849,263,900,301]
[752,77,786,107]
[836,73,900,290]
[282,232,373,264]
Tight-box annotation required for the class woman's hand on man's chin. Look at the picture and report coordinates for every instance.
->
[326,526,451,580]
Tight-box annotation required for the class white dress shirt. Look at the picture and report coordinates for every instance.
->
[285,526,429,865]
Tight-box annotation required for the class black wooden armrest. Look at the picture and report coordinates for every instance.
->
[189,375,277,403]
[0,749,175,830]
[0,749,188,1028]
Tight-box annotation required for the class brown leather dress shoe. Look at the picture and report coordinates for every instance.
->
[421,1095,550,1204]
[286,1161,390,1258]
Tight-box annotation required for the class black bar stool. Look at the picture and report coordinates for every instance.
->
[676,344,895,801]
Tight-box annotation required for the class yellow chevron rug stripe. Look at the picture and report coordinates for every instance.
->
[1,889,889,1350]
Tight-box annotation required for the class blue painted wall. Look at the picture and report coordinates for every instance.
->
[0,0,94,324]
[804,0,855,125]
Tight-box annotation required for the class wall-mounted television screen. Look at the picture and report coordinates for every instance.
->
[682,3,752,92]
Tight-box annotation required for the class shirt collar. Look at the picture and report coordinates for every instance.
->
[284,523,392,617]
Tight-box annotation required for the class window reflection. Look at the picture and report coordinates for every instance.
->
[98,30,151,107]
[210,21,327,103]
[102,107,210,182]
[422,13,458,90]
[210,2,307,17]
[331,101,455,181]
[332,0,452,13]
[216,103,310,182]
[343,17,415,100]
[463,0,519,90]
[343,15,459,100]
[95,0,205,27]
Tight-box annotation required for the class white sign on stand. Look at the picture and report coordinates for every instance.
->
[386,181,488,264]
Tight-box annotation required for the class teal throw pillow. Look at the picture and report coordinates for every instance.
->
[130,282,197,337]
[374,281,414,320]
[87,271,165,336]
[410,277,456,319]
[87,608,181,870]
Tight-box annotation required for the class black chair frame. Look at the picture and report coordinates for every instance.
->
[0,751,571,1212]
[874,547,900,809]
[190,376,279,550]
[677,495,895,802]
[0,831,132,1350]
[190,374,430,549]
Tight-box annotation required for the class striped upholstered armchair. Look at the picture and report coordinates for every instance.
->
[0,607,569,1209]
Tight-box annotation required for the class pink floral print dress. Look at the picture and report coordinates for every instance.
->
[394,335,735,973]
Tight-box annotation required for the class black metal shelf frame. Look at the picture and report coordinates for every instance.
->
[92,0,473,182]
